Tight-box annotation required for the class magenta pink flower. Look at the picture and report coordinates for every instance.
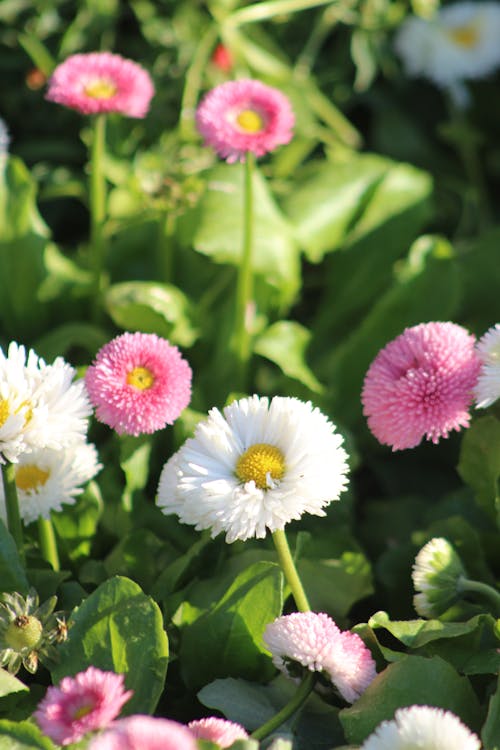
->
[34,667,133,746]
[188,717,249,747]
[362,322,481,451]
[87,715,197,750]
[85,332,192,436]
[263,612,376,703]
[46,52,154,117]
[196,79,294,163]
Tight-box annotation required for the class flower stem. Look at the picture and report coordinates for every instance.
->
[458,577,500,616]
[251,672,315,740]
[179,23,219,141]
[89,113,107,318]
[1,463,24,562]
[227,0,335,27]
[272,529,310,612]
[37,517,60,572]
[233,153,255,390]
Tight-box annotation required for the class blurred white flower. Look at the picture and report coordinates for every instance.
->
[0,117,9,160]
[474,323,500,408]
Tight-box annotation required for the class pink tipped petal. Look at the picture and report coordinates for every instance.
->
[196,79,294,162]
[362,322,480,450]
[188,717,249,747]
[88,715,198,750]
[85,332,192,436]
[46,52,154,117]
[323,630,377,703]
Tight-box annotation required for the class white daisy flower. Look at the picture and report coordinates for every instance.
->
[360,705,481,750]
[0,344,36,464]
[474,323,500,408]
[394,2,500,104]
[412,537,467,618]
[0,442,101,524]
[157,395,349,543]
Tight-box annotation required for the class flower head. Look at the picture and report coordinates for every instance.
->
[85,332,192,436]
[412,537,467,618]
[35,667,133,746]
[188,717,249,747]
[263,612,376,703]
[474,323,500,408]
[87,715,198,750]
[0,589,64,674]
[157,395,349,543]
[46,52,154,117]
[360,705,481,750]
[196,79,294,163]
[361,322,480,451]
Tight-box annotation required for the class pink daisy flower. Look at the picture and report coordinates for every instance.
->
[87,715,198,750]
[195,79,294,163]
[263,612,376,703]
[361,322,480,451]
[85,332,192,436]
[34,666,133,746]
[188,717,249,747]
[46,52,154,117]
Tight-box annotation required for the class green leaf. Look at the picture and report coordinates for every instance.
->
[0,671,27,699]
[457,416,500,524]
[52,576,168,715]
[483,674,500,750]
[119,434,152,510]
[180,562,283,689]
[0,520,29,595]
[254,321,323,393]
[105,281,198,347]
[34,322,108,361]
[339,655,481,744]
[51,482,103,562]
[0,721,55,750]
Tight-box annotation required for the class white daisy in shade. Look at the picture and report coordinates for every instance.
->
[0,442,101,524]
[412,537,467,618]
[0,345,33,464]
[157,395,349,543]
[394,2,500,104]
[360,705,481,750]
[474,323,500,408]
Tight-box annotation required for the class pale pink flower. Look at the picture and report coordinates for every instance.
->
[85,332,192,436]
[362,322,480,451]
[46,52,154,117]
[34,667,133,746]
[263,612,376,703]
[196,79,294,163]
[87,715,198,750]
[188,717,249,747]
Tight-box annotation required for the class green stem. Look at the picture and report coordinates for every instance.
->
[233,153,255,390]
[1,463,24,562]
[37,517,60,572]
[89,113,107,318]
[251,672,315,740]
[226,0,335,27]
[294,5,339,80]
[458,577,500,616]
[272,529,310,612]
[179,23,219,141]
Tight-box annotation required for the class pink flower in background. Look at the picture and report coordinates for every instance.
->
[88,715,198,750]
[211,44,234,73]
[188,717,249,746]
[263,612,376,703]
[362,322,480,451]
[46,52,154,117]
[85,332,192,436]
[196,79,294,163]
[34,667,132,746]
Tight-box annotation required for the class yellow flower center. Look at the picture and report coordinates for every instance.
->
[448,23,479,48]
[84,78,117,99]
[236,443,285,489]
[15,465,50,492]
[235,109,264,133]
[126,366,155,391]
[16,399,33,426]
[72,703,95,720]
[0,399,10,428]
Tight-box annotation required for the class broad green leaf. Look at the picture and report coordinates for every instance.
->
[339,655,481,744]
[119,434,152,510]
[38,243,92,303]
[104,530,164,592]
[0,721,55,750]
[458,227,500,332]
[254,321,323,393]
[34,322,108,361]
[0,671,27,699]
[105,281,198,347]
[483,674,500,750]
[457,416,500,524]
[0,520,29,594]
[180,562,283,689]
[52,576,168,715]
[51,482,103,562]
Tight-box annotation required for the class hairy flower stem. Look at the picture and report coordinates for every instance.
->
[89,113,107,319]
[37,517,60,572]
[251,672,315,740]
[272,529,311,612]
[458,577,500,616]
[1,463,24,562]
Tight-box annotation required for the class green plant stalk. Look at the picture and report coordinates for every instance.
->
[458,577,500,616]
[179,23,219,141]
[251,672,315,740]
[37,517,60,572]
[89,113,107,316]
[272,529,311,612]
[227,0,335,27]
[1,463,24,562]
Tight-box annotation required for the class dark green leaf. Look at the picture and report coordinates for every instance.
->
[457,416,500,524]
[254,321,323,393]
[0,520,29,595]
